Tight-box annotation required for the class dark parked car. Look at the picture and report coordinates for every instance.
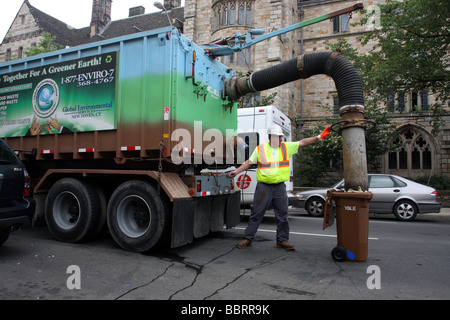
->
[0,139,35,245]
[293,174,441,221]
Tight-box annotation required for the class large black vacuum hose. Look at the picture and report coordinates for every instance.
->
[227,51,364,109]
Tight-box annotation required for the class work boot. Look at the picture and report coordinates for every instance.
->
[276,241,295,251]
[236,238,252,249]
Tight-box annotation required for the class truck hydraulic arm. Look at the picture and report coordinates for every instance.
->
[204,3,363,57]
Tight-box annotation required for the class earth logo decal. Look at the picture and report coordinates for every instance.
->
[32,79,60,118]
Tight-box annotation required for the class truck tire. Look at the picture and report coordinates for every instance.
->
[107,180,169,252]
[45,178,102,243]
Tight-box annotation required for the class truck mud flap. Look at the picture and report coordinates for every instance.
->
[171,199,195,248]
[225,191,241,228]
[171,197,223,247]
[210,196,226,232]
[193,197,212,238]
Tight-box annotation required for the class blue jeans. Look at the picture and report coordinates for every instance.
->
[244,182,289,243]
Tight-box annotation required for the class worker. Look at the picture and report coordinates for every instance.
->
[228,124,332,250]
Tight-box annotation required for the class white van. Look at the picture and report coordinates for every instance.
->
[233,106,294,205]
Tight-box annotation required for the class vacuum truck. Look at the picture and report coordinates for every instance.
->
[0,4,365,252]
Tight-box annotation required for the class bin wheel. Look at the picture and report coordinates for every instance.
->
[331,246,347,262]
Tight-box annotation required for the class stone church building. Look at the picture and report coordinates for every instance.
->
[1,0,449,181]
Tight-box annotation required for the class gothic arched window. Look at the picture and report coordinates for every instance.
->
[387,128,434,173]
[213,1,253,30]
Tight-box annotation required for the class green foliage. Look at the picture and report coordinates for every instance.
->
[355,0,450,135]
[357,0,449,97]
[416,174,450,190]
[24,33,63,57]
[294,121,342,186]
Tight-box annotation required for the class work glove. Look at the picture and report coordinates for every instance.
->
[317,126,332,141]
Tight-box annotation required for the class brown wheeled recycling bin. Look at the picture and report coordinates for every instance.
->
[323,190,373,262]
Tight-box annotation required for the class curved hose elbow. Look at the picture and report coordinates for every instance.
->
[224,51,364,111]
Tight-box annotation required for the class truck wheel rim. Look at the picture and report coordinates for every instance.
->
[117,195,151,238]
[53,192,80,230]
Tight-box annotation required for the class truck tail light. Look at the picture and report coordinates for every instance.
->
[197,180,202,193]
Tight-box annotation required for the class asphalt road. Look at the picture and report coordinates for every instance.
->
[1,208,449,306]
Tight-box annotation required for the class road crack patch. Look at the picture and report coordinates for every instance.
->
[114,262,175,300]
[168,247,237,300]
[203,254,290,300]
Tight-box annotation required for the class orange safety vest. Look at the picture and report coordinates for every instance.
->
[256,142,290,184]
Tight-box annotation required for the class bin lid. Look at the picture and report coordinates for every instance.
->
[328,190,373,200]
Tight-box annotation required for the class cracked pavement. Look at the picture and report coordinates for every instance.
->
[0,223,345,300]
[1,210,450,301]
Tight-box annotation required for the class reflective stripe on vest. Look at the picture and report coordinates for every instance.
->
[257,142,289,170]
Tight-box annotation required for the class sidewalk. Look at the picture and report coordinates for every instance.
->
[287,206,450,220]
[368,206,450,221]
[439,206,450,215]
[421,206,450,218]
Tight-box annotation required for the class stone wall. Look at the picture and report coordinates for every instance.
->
[184,0,301,117]
[0,3,41,62]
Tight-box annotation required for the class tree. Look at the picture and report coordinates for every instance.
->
[24,32,63,57]
[356,0,449,135]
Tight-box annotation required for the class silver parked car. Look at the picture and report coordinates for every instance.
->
[293,174,441,221]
